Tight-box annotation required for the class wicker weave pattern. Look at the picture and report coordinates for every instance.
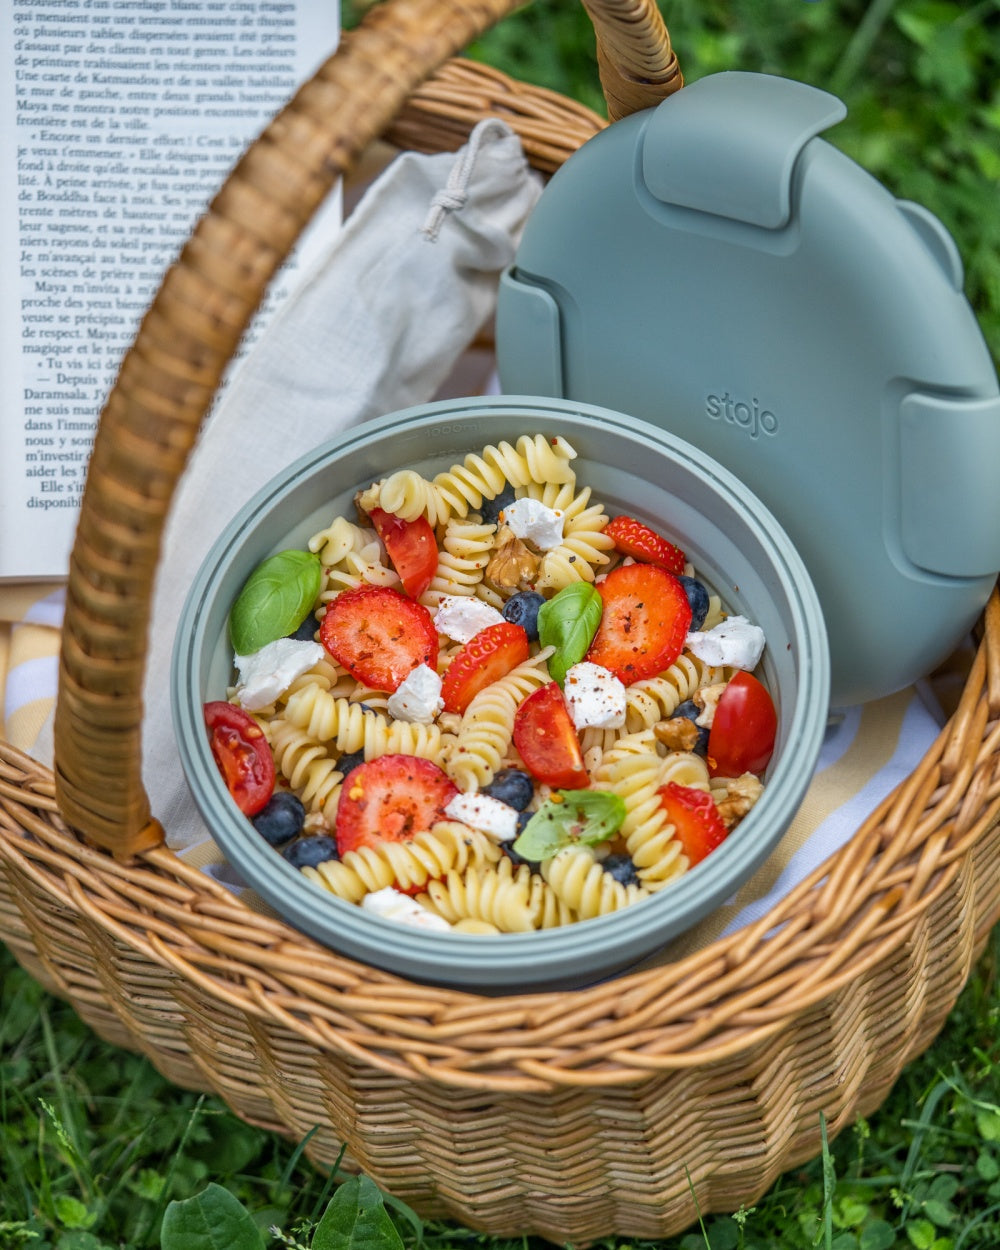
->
[3,0,1000,1240]
[3,589,1000,1238]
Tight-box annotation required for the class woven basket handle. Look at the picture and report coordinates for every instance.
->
[53,0,682,857]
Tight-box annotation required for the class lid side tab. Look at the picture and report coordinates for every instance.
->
[641,71,847,229]
[495,270,565,397]
[899,392,1000,578]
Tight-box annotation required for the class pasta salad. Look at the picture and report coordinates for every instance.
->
[204,434,777,935]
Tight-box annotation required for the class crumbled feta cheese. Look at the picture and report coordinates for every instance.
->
[685,616,766,670]
[234,639,324,712]
[386,664,443,724]
[498,498,565,550]
[563,661,627,730]
[433,595,505,643]
[445,792,519,842]
[361,887,451,932]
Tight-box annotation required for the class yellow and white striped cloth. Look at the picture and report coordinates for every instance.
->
[0,582,64,765]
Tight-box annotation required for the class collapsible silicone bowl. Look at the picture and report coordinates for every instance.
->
[172,396,829,991]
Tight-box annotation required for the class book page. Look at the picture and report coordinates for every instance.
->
[0,0,341,581]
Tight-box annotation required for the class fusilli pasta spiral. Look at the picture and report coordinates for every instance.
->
[542,846,649,919]
[284,683,453,764]
[304,822,502,903]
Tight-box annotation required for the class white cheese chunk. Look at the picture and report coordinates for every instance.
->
[444,792,519,842]
[499,498,565,550]
[361,887,451,932]
[386,663,443,724]
[433,595,505,643]
[563,661,627,730]
[685,616,766,671]
[234,639,324,712]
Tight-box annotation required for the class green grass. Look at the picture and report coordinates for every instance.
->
[1,927,999,1247]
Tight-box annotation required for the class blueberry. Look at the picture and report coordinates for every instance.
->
[282,834,339,869]
[287,615,319,642]
[677,575,711,632]
[480,483,516,527]
[251,791,306,846]
[337,750,366,778]
[602,853,641,888]
[483,768,534,811]
[503,591,546,641]
[673,699,710,756]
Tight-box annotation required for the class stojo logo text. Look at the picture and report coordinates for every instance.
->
[705,393,778,439]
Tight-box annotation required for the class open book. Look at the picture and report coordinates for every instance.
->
[0,0,341,581]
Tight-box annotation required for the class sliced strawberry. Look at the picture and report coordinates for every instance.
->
[604,515,685,575]
[369,507,438,600]
[440,621,530,715]
[657,781,728,867]
[512,682,589,789]
[320,584,437,692]
[335,754,459,855]
[585,563,692,684]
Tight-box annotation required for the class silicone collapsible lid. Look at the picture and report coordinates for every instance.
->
[496,71,1000,707]
[172,397,829,992]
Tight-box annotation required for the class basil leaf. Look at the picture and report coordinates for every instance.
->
[537,582,603,686]
[229,549,321,656]
[512,789,626,862]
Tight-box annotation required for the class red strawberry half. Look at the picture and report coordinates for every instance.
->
[604,515,686,575]
[585,563,692,684]
[440,621,530,715]
[657,781,728,867]
[320,584,437,692]
[335,754,458,855]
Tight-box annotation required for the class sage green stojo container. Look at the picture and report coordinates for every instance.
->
[172,397,830,992]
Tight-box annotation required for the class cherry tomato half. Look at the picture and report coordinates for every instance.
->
[369,507,438,600]
[707,670,777,778]
[204,701,275,816]
[512,682,589,789]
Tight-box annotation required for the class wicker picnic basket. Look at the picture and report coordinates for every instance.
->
[2,0,1000,1241]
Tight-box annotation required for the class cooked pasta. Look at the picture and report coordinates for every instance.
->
[284,684,453,763]
[418,857,536,932]
[593,729,687,890]
[542,846,649,919]
[361,435,579,527]
[526,871,578,929]
[624,653,728,732]
[303,822,503,903]
[419,516,494,607]
[267,718,343,824]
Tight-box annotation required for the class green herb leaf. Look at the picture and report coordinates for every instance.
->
[512,789,626,861]
[228,549,321,656]
[537,582,603,686]
[312,1175,405,1250]
[159,1182,263,1250]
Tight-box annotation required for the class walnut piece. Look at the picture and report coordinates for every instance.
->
[714,772,764,830]
[484,525,539,594]
[654,717,701,753]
